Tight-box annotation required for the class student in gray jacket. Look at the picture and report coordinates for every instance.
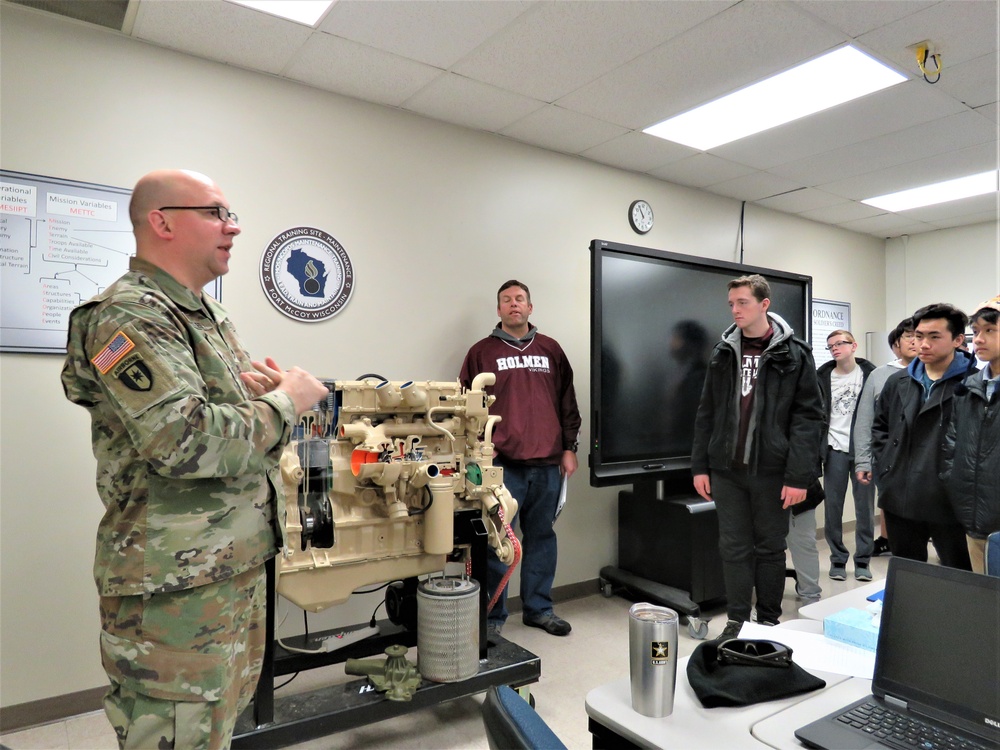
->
[853,318,919,555]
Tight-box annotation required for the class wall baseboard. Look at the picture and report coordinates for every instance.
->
[0,686,105,734]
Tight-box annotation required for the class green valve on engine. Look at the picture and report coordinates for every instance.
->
[465,464,483,485]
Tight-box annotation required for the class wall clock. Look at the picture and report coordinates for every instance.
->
[628,200,653,234]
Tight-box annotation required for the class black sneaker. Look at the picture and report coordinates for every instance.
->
[872,537,892,556]
[829,565,847,581]
[486,622,504,646]
[717,619,743,641]
[522,611,571,636]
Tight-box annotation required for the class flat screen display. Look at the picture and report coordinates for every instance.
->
[590,239,812,488]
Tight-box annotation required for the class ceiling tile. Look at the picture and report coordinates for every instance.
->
[755,187,846,213]
[103,0,999,239]
[895,192,999,223]
[928,210,1000,230]
[704,171,803,202]
[556,0,845,130]
[579,131,694,173]
[284,33,441,107]
[770,110,998,185]
[403,73,545,132]
[798,201,885,224]
[713,80,967,171]
[649,153,756,188]
[976,101,999,122]
[936,52,999,109]
[819,141,1000,201]
[792,0,937,39]
[317,0,532,69]
[133,0,312,73]
[858,0,1000,72]
[453,0,733,104]
[500,105,627,154]
[837,213,937,237]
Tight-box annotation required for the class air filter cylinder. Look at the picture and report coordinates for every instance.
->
[416,577,480,682]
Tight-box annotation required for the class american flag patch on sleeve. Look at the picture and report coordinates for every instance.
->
[91,331,135,374]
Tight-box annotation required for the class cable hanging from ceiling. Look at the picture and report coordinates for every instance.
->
[915,43,942,84]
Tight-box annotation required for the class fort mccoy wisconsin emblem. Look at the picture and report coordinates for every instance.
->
[260,227,354,322]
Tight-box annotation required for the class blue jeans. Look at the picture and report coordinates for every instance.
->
[823,448,875,568]
[712,469,790,624]
[487,461,561,625]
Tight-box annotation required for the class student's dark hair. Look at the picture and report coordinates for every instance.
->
[727,274,770,303]
[888,317,914,348]
[497,279,530,305]
[912,303,968,339]
[971,308,998,325]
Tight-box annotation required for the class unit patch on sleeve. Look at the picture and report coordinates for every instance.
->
[91,331,136,374]
[111,353,153,391]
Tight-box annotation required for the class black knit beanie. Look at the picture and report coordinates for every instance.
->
[686,640,826,708]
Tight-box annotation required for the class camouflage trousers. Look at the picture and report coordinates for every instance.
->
[99,565,267,749]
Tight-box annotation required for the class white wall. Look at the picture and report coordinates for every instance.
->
[885,224,1000,326]
[0,5,894,708]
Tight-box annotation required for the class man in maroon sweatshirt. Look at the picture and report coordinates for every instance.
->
[460,280,581,645]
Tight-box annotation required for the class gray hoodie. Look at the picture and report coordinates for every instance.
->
[853,359,908,473]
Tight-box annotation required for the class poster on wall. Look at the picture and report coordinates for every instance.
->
[0,170,220,354]
[811,298,851,367]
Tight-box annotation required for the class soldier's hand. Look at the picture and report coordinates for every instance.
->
[246,357,328,416]
[241,362,276,396]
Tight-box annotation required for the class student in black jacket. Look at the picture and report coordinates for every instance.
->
[872,303,976,569]
[692,274,824,641]
[942,296,1000,574]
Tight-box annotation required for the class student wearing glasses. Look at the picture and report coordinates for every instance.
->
[871,303,976,570]
[816,330,877,582]
[61,169,329,749]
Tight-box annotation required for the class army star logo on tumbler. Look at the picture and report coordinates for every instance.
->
[259,227,354,322]
[651,641,670,663]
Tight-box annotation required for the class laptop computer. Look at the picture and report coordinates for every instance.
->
[795,557,1000,750]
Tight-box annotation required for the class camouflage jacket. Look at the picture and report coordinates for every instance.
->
[61,257,297,596]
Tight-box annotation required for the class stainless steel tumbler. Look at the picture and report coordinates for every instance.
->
[628,602,679,717]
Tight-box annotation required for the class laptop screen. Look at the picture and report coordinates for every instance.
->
[874,558,1000,738]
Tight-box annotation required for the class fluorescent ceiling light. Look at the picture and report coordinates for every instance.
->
[862,170,999,212]
[227,0,334,26]
[644,46,907,150]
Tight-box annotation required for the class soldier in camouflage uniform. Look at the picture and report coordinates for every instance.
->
[61,169,328,749]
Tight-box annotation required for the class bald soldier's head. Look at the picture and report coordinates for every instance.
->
[128,169,241,292]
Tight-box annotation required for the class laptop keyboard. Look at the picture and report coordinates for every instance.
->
[836,700,990,750]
